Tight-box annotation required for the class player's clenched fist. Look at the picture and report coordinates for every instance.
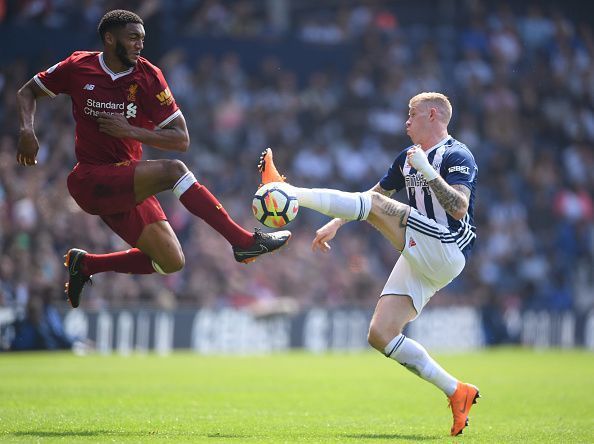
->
[407,144,438,180]
[17,129,39,166]
[97,112,133,138]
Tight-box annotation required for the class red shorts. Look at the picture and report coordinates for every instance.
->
[67,161,166,246]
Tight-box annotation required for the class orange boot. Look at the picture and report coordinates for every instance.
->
[258,148,286,185]
[448,382,480,436]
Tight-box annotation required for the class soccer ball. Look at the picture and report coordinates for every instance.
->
[252,182,299,228]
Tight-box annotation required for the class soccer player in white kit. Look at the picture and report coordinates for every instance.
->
[259,92,480,436]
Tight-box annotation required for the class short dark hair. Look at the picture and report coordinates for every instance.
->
[98,10,143,43]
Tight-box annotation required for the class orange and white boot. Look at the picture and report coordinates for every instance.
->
[258,148,286,185]
[448,381,480,436]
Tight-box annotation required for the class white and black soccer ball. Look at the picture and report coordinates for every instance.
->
[252,182,299,228]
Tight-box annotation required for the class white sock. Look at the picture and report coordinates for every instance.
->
[384,334,458,396]
[288,186,371,221]
[172,171,197,198]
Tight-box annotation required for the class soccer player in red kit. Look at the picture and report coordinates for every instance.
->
[16,10,291,308]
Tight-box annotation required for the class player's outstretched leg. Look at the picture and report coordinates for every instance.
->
[171,168,291,263]
[232,228,291,264]
[257,148,372,222]
[448,381,480,436]
[258,148,286,185]
[64,248,92,308]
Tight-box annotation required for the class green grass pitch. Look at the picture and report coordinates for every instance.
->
[1,348,592,443]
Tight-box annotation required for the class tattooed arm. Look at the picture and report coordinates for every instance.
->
[426,177,470,220]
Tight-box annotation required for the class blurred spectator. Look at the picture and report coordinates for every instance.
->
[10,286,82,351]
[0,0,592,332]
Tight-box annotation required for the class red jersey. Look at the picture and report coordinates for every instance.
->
[34,51,181,165]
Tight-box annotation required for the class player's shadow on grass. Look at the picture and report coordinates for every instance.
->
[10,431,250,439]
[344,433,439,441]
[10,431,141,438]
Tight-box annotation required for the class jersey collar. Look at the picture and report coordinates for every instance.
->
[99,52,134,81]
[426,135,452,154]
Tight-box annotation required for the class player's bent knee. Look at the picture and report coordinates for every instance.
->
[369,191,406,212]
[368,191,383,206]
[367,319,403,351]
[166,253,185,273]
[153,253,185,274]
[167,159,189,179]
[368,191,389,216]
[367,328,383,352]
[367,323,391,352]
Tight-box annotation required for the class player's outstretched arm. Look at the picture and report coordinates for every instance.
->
[16,78,48,166]
[97,112,190,152]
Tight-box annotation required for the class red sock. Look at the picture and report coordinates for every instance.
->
[82,248,155,275]
[179,183,254,248]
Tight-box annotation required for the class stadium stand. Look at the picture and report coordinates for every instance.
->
[0,0,592,348]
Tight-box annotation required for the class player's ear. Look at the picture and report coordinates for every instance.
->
[429,107,438,121]
[104,31,115,46]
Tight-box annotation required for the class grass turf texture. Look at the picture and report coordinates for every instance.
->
[0,349,592,443]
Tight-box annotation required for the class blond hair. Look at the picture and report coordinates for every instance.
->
[409,92,452,124]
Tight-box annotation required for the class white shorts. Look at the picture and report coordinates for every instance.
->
[381,208,466,316]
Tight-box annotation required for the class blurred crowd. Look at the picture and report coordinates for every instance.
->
[0,1,593,344]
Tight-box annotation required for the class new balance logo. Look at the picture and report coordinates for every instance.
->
[409,237,417,247]
[83,84,95,90]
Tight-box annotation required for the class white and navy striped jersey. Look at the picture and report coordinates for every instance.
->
[379,136,478,258]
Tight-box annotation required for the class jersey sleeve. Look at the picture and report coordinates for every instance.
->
[34,55,74,97]
[379,149,407,192]
[441,148,478,189]
[142,66,182,128]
